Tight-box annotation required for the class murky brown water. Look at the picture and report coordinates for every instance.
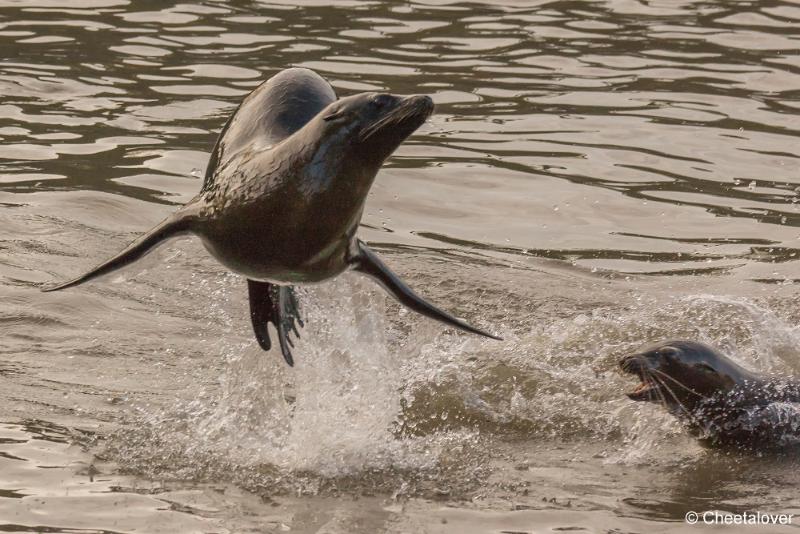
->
[1,0,799,532]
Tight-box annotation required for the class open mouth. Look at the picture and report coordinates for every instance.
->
[627,381,660,401]
[619,355,660,402]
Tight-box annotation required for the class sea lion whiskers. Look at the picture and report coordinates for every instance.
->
[651,368,709,401]
[643,371,665,405]
[649,374,677,416]
[640,367,678,414]
[649,372,700,423]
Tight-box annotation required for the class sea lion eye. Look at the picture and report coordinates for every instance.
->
[696,363,716,373]
[323,108,345,121]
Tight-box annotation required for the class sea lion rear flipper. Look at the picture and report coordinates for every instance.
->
[41,208,196,292]
[247,280,304,367]
[353,240,501,340]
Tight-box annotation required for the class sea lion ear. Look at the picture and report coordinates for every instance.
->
[696,363,717,373]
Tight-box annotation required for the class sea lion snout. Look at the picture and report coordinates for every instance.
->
[404,94,434,116]
[355,92,436,157]
[387,94,434,124]
[619,353,662,402]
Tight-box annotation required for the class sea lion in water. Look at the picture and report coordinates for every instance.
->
[620,340,800,449]
[43,67,500,365]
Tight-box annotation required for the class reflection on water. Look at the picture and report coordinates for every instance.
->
[0,0,799,532]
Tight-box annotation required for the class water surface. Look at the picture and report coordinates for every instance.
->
[0,0,799,532]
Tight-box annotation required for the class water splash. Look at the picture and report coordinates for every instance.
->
[680,294,800,374]
[111,273,487,495]
[106,284,800,497]
[196,273,402,476]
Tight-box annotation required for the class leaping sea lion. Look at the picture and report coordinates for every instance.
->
[620,340,800,449]
[43,68,501,365]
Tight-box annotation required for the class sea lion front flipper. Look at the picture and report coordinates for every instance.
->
[42,208,197,292]
[247,280,304,367]
[353,240,502,341]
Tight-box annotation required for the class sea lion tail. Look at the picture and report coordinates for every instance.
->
[41,207,198,292]
[353,240,502,340]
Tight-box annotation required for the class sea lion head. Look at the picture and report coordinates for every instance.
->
[619,340,752,412]
[315,91,434,172]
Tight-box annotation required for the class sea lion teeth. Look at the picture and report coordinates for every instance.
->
[626,381,656,401]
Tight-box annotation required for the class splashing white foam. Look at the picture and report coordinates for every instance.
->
[116,281,800,486]
[681,294,800,374]
[188,273,407,476]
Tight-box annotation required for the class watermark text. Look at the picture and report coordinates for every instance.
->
[685,510,793,526]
